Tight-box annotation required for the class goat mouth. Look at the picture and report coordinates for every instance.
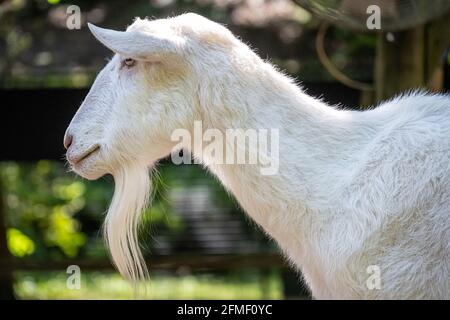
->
[71,145,101,166]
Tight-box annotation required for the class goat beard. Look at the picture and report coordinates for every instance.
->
[104,163,152,283]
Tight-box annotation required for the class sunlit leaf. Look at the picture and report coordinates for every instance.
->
[7,228,35,257]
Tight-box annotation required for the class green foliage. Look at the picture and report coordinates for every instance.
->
[0,161,205,259]
[15,270,283,299]
[1,161,89,258]
[7,228,35,257]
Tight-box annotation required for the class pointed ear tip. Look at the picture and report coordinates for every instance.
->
[87,23,109,43]
[87,23,98,32]
[87,23,107,38]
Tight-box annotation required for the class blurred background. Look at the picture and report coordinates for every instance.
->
[0,0,448,299]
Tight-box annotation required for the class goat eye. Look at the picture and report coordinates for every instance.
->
[123,58,135,67]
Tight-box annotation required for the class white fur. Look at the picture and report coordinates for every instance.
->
[64,13,450,299]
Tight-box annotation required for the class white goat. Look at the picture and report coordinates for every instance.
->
[64,13,450,299]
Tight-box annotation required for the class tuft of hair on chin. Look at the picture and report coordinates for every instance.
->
[103,161,153,296]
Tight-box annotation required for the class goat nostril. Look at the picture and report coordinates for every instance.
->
[64,134,73,150]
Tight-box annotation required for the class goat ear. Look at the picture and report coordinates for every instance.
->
[87,23,182,60]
